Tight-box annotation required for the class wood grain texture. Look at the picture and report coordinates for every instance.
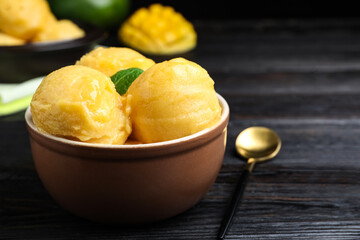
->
[1,19,360,239]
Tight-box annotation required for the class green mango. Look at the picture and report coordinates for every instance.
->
[48,0,130,30]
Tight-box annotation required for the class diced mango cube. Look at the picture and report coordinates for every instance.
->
[118,4,197,55]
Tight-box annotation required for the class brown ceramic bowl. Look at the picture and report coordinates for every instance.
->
[0,22,106,83]
[25,94,229,224]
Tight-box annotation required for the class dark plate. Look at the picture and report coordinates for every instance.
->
[0,22,107,83]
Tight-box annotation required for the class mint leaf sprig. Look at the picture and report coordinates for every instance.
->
[111,68,144,95]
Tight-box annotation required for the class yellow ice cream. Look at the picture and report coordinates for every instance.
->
[76,47,155,77]
[0,0,53,40]
[0,32,26,46]
[31,65,131,144]
[33,19,85,43]
[127,58,221,143]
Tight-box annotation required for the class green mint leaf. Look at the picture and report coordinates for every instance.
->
[110,68,144,95]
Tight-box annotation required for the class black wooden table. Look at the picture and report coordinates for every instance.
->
[1,19,360,239]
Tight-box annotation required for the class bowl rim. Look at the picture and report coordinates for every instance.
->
[0,22,106,52]
[25,93,229,151]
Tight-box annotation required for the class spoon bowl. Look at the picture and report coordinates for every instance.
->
[236,126,281,162]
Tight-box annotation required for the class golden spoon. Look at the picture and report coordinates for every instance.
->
[217,126,281,240]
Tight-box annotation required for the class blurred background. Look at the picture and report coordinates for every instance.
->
[2,0,360,115]
[130,1,359,20]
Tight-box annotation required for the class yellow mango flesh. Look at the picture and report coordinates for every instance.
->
[31,65,131,144]
[127,58,221,143]
[119,4,197,55]
[0,0,53,40]
[33,19,85,43]
[76,47,155,77]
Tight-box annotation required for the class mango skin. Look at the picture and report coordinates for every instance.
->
[0,0,53,40]
[127,58,221,143]
[76,47,155,77]
[31,65,131,145]
[48,0,129,30]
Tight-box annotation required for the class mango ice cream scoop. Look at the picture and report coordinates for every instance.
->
[30,65,131,144]
[32,19,85,43]
[0,0,53,40]
[0,32,26,46]
[76,47,155,77]
[127,58,221,143]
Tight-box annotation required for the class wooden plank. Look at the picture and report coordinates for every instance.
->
[194,19,360,32]
[221,93,360,118]
[213,71,360,95]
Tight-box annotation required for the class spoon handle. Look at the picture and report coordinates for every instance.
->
[217,169,250,240]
